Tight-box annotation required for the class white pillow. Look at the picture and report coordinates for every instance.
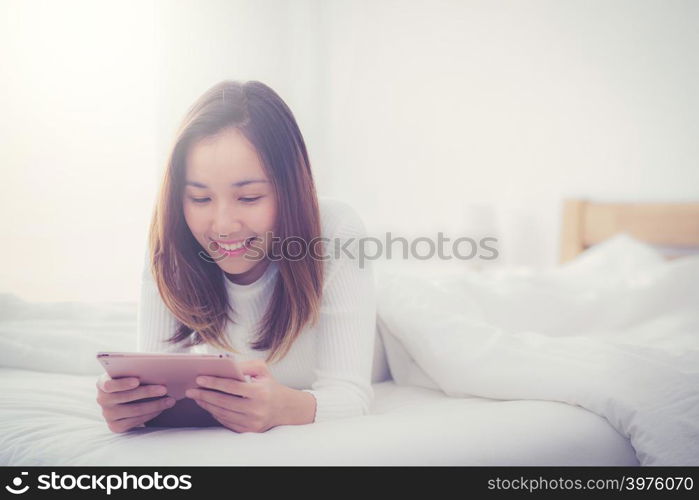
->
[0,293,137,375]
[376,314,441,390]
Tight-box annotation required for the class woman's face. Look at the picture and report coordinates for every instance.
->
[182,127,277,285]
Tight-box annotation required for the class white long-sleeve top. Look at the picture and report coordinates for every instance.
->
[136,197,378,422]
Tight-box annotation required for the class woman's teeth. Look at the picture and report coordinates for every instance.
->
[219,240,247,251]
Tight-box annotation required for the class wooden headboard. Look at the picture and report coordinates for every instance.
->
[560,199,699,263]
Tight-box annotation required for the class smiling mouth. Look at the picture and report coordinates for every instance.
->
[210,237,258,252]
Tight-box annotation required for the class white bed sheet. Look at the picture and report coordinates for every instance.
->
[0,368,637,466]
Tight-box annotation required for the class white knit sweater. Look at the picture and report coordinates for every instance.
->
[136,197,378,423]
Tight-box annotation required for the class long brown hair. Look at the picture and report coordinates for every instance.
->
[147,80,324,364]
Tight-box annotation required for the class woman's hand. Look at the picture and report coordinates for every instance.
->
[96,372,176,433]
[185,359,287,433]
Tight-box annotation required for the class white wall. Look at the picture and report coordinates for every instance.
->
[152,0,326,183]
[2,0,697,302]
[316,0,699,271]
[0,0,158,303]
[0,0,320,302]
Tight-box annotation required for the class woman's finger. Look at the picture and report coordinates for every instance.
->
[97,374,140,393]
[196,400,248,431]
[98,384,168,406]
[108,409,164,434]
[238,359,270,380]
[196,376,253,398]
[186,388,249,414]
[104,397,175,420]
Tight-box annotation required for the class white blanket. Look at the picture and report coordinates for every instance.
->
[375,234,699,466]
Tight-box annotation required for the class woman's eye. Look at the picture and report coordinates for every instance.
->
[190,197,210,204]
[188,196,262,204]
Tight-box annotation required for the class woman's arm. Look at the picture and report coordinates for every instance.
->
[299,204,378,422]
[273,383,318,426]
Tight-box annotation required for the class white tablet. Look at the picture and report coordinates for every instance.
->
[96,351,249,428]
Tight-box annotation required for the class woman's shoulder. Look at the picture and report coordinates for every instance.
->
[317,196,368,241]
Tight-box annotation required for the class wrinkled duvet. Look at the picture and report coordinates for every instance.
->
[376,234,699,465]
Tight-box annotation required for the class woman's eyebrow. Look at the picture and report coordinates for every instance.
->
[185,179,269,188]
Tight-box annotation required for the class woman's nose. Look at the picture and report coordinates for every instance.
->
[213,203,243,236]
[214,220,243,237]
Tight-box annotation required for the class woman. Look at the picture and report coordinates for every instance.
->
[95,80,377,434]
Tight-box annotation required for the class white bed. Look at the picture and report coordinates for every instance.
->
[1,229,697,466]
[0,368,636,466]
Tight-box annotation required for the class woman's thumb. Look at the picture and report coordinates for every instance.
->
[240,358,269,379]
